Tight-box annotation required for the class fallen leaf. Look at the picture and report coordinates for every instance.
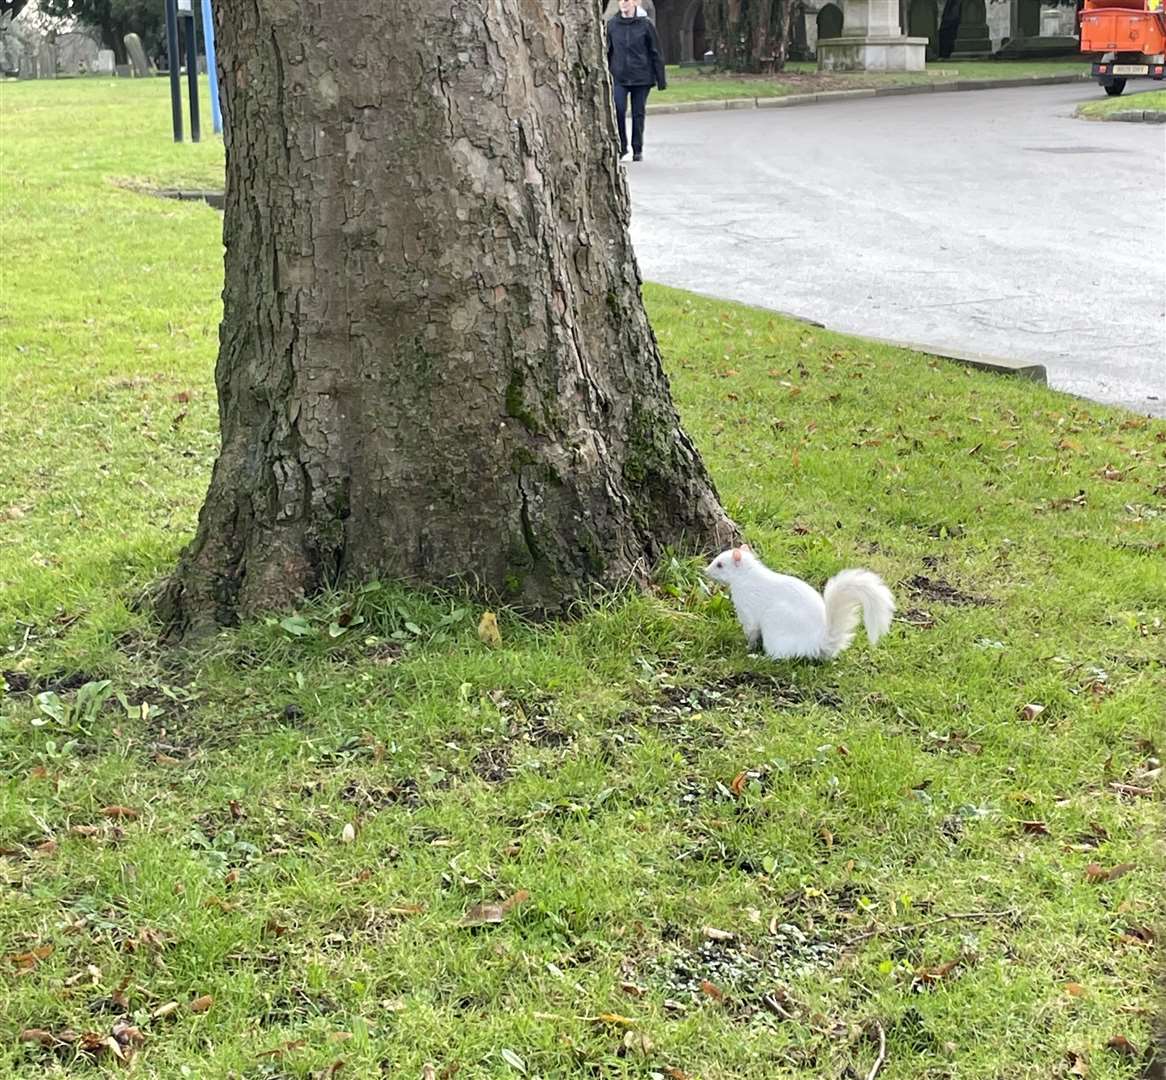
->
[729,770,748,796]
[387,903,425,917]
[499,1047,526,1073]
[100,805,139,821]
[913,959,960,988]
[190,994,214,1013]
[9,944,53,971]
[422,1067,437,1080]
[340,822,356,845]
[664,1069,690,1080]
[1021,820,1050,836]
[460,890,529,927]
[320,1061,345,1078]
[224,868,240,886]
[702,926,734,942]
[620,981,645,997]
[1085,862,1135,883]
[328,1032,353,1043]
[594,1013,636,1029]
[1064,982,1085,997]
[19,1029,55,1046]
[1066,1050,1089,1077]
[1020,703,1045,722]
[477,612,502,648]
[699,979,724,1002]
[1105,1035,1137,1057]
[1119,924,1155,945]
[151,1001,180,1020]
[257,1039,307,1059]
[622,1030,653,1055]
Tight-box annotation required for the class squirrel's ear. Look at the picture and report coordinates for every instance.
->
[732,547,743,564]
[740,543,750,551]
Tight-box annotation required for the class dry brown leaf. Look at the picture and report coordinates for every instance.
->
[663,1068,690,1080]
[19,1029,55,1046]
[729,771,748,796]
[699,979,724,1002]
[422,1066,437,1080]
[224,868,240,887]
[477,612,502,648]
[1020,703,1045,722]
[10,944,53,970]
[320,1060,345,1078]
[620,981,645,997]
[1066,1050,1089,1076]
[913,959,960,987]
[190,994,214,1013]
[257,1039,308,1059]
[622,1030,653,1055]
[1064,982,1085,997]
[1119,925,1155,945]
[151,1001,180,1020]
[328,1032,353,1043]
[1105,1035,1137,1057]
[460,890,529,927]
[1021,820,1050,836]
[1085,862,1135,883]
[100,805,139,821]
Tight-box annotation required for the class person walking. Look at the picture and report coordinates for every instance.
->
[606,0,667,162]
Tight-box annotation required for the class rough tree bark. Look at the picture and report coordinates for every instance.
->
[161,0,734,639]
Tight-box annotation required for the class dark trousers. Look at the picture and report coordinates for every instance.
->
[613,83,651,154]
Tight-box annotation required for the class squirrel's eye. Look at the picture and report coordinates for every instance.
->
[715,561,723,568]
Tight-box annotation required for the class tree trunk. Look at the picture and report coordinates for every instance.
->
[161,0,734,639]
[705,0,793,71]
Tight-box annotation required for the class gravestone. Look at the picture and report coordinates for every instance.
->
[951,0,993,54]
[124,32,150,77]
[96,49,115,75]
[56,31,99,74]
[908,0,939,55]
[17,48,36,78]
[115,63,131,78]
[817,2,844,39]
[36,42,56,78]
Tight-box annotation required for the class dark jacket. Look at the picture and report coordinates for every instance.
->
[606,15,666,90]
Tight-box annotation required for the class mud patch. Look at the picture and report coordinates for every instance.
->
[903,574,993,607]
[652,926,839,1016]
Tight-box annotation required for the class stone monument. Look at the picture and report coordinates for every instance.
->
[124,32,150,77]
[817,0,928,70]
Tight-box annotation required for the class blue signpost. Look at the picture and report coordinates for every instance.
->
[201,0,222,135]
[165,0,222,141]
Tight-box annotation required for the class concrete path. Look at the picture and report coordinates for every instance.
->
[625,83,1166,416]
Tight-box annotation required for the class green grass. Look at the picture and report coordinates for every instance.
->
[1077,87,1166,118]
[2,78,1164,1080]
[660,59,1088,103]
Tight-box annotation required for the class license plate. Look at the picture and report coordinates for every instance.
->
[1112,64,1149,74]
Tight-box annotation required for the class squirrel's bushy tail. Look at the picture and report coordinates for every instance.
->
[821,569,895,659]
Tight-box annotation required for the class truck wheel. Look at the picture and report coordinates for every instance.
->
[1103,78,1127,96]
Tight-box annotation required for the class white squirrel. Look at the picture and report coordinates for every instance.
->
[705,545,895,661]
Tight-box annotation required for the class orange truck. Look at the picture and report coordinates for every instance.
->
[1079,0,1166,95]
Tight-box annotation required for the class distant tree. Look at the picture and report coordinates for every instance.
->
[704,0,796,72]
[1,2,32,20]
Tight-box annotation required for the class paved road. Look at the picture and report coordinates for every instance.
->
[626,83,1166,416]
